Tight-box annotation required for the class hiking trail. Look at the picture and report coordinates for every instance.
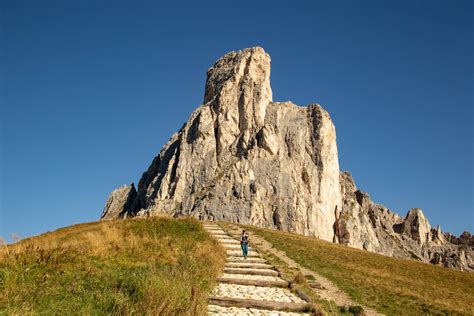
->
[203,223,311,315]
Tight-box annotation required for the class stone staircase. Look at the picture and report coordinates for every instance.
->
[203,223,311,315]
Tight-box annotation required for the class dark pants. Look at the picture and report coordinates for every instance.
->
[241,243,248,258]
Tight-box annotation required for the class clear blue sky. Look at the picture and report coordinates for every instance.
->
[1,0,472,242]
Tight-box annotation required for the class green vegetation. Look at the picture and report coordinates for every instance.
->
[0,217,225,315]
[252,246,343,315]
[244,225,474,315]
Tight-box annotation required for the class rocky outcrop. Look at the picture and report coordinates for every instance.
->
[113,47,341,241]
[100,46,473,271]
[101,183,137,220]
[400,208,432,245]
[337,172,473,271]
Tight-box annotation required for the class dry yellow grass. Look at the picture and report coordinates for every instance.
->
[244,225,474,315]
[0,217,225,315]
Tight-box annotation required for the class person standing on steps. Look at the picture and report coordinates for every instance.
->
[241,230,249,259]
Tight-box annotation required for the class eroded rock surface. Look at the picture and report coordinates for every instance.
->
[100,47,473,271]
[337,172,473,271]
[101,183,137,220]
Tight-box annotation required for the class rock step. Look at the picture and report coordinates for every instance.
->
[225,262,274,269]
[208,296,310,312]
[219,240,240,244]
[226,250,260,257]
[211,283,306,304]
[218,277,288,288]
[223,244,252,250]
[219,241,240,245]
[207,305,309,315]
[227,257,267,264]
[210,234,231,238]
[223,268,279,276]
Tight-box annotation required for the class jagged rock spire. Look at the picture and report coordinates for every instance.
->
[204,46,272,128]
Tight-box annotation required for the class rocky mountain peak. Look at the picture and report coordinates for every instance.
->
[203,47,273,164]
[204,46,272,107]
[101,47,473,271]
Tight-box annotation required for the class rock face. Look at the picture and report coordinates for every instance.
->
[101,183,137,220]
[101,47,473,271]
[337,172,473,270]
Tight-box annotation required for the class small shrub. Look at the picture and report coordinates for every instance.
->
[348,305,364,315]
[292,271,307,284]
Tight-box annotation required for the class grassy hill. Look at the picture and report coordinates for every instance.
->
[2,218,472,315]
[241,225,474,316]
[0,217,225,315]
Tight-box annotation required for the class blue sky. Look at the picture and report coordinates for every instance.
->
[1,0,472,241]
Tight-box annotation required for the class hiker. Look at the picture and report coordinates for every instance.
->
[240,230,249,259]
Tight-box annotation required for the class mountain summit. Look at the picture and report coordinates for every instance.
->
[101,47,473,271]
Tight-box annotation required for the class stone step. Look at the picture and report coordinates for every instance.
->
[225,262,274,269]
[208,297,310,313]
[210,233,230,238]
[223,244,252,250]
[218,241,240,245]
[227,257,267,264]
[218,240,239,244]
[226,250,260,257]
[214,236,233,240]
[211,283,305,303]
[219,239,240,244]
[208,304,310,315]
[218,274,288,288]
[223,267,279,276]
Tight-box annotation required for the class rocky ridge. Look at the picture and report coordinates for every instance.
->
[101,47,473,271]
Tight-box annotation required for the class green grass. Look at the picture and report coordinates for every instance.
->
[243,225,474,316]
[0,217,225,315]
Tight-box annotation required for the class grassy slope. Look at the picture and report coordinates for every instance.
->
[243,225,474,316]
[0,217,225,315]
